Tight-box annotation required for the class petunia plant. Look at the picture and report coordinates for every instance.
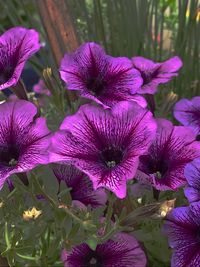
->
[0,25,199,267]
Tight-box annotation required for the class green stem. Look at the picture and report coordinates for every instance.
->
[32,175,57,208]
[62,207,84,226]
[32,175,88,227]
[100,224,120,243]
[105,193,115,233]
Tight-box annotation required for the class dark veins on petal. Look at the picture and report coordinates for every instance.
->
[0,144,20,166]
[101,147,124,168]
[83,251,103,267]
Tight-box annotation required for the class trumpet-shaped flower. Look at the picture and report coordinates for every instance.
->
[0,100,51,189]
[0,27,40,90]
[52,164,107,208]
[50,101,156,198]
[61,232,147,267]
[60,42,143,108]
[138,119,200,190]
[132,56,182,94]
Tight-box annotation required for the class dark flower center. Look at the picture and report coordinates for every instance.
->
[84,252,103,267]
[0,145,20,167]
[101,147,123,168]
[148,159,168,178]
[0,65,14,85]
[86,77,106,96]
[196,135,200,141]
[140,68,159,85]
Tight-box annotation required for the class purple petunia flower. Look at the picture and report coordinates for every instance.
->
[174,96,200,136]
[0,100,51,189]
[138,119,200,191]
[0,27,40,91]
[184,158,200,203]
[33,79,51,96]
[52,164,107,208]
[163,202,200,267]
[59,42,143,108]
[61,232,147,267]
[132,56,182,94]
[50,101,156,199]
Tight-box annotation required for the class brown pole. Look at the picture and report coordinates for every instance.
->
[35,0,79,66]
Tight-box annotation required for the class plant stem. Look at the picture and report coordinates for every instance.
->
[32,175,57,208]
[99,224,120,243]
[105,193,115,233]
[32,175,89,227]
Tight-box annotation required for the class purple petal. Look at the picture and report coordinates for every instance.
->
[130,94,147,108]
[184,187,200,203]
[132,56,158,71]
[61,244,91,267]
[171,246,200,267]
[17,118,51,169]
[158,56,183,74]
[174,97,200,135]
[163,207,199,248]
[184,158,200,189]
[184,158,200,202]
[0,27,40,90]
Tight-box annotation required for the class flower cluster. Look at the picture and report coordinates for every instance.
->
[163,98,200,266]
[1,26,199,267]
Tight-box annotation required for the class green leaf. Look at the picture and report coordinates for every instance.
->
[16,253,38,261]
[68,223,80,239]
[4,222,11,249]
[86,236,98,251]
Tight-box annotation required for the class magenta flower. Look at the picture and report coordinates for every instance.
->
[0,27,40,90]
[50,101,156,198]
[33,79,51,96]
[52,164,107,208]
[138,119,200,190]
[59,42,143,108]
[174,96,200,136]
[184,158,200,203]
[132,56,182,94]
[61,232,147,267]
[163,202,200,267]
[0,100,51,190]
